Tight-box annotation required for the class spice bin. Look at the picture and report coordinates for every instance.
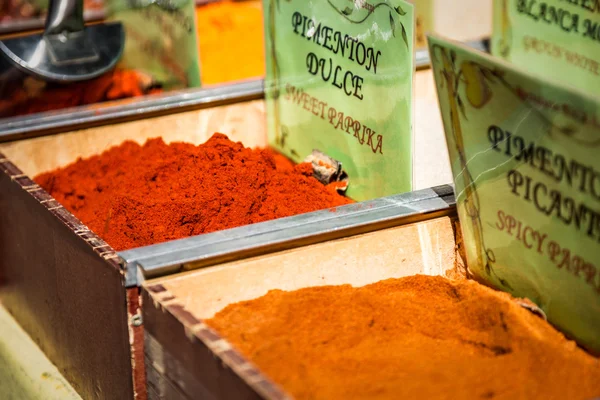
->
[0,92,265,400]
[0,45,478,399]
[193,0,493,83]
[0,0,261,120]
[142,210,461,399]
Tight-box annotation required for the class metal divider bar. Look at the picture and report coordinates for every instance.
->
[120,185,456,287]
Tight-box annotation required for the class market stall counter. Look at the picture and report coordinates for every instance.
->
[0,64,457,399]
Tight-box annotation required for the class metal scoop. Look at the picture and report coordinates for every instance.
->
[0,0,124,84]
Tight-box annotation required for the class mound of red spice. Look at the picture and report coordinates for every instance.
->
[0,69,161,118]
[206,275,600,400]
[35,133,352,250]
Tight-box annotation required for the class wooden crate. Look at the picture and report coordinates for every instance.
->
[0,100,265,400]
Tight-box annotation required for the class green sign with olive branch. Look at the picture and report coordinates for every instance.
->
[492,0,600,95]
[263,0,415,201]
[429,34,600,353]
[107,0,200,90]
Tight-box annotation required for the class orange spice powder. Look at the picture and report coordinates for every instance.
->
[206,275,600,400]
[196,0,265,85]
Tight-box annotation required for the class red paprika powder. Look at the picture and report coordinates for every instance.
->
[35,133,352,251]
[0,69,161,118]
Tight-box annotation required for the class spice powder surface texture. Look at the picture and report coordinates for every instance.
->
[35,133,352,251]
[205,275,600,400]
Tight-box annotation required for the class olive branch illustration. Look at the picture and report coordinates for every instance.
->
[431,44,510,289]
[434,45,600,147]
[327,0,410,48]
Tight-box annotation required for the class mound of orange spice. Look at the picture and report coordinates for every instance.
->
[206,275,600,400]
[35,133,352,250]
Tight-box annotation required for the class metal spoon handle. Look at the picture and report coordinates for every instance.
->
[45,0,85,35]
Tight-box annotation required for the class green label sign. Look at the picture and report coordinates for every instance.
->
[429,34,600,353]
[263,0,415,201]
[492,0,600,94]
[107,0,201,89]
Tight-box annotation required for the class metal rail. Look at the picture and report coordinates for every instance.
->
[119,185,457,287]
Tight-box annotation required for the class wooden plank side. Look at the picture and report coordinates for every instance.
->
[128,287,147,400]
[145,332,202,400]
[0,163,134,399]
[142,288,279,400]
